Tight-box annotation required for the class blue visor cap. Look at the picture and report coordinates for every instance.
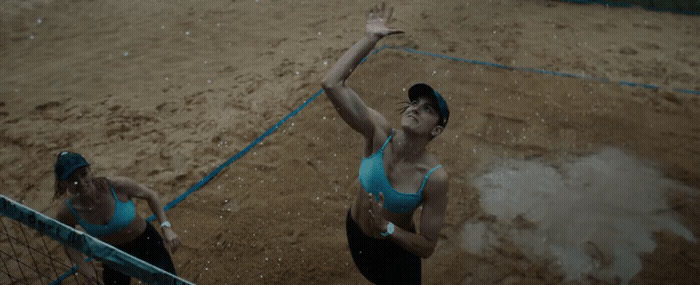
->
[54,152,90,180]
[408,83,449,127]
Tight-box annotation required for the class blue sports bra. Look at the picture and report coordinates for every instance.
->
[66,186,136,237]
[358,129,442,213]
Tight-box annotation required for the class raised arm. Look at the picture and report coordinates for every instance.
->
[321,2,403,139]
[110,177,181,253]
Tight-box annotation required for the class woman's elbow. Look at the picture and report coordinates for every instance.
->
[417,239,438,258]
[419,248,435,259]
[321,77,343,91]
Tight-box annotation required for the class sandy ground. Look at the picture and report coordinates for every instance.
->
[1,0,699,284]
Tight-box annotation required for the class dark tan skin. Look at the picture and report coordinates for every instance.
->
[322,2,448,259]
[55,166,179,284]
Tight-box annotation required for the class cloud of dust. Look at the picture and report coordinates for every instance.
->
[467,147,695,283]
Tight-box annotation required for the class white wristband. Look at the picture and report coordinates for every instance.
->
[160,221,172,228]
[381,222,395,237]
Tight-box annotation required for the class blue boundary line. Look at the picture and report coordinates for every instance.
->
[147,88,324,222]
[53,42,698,283]
[385,45,698,95]
[559,0,700,16]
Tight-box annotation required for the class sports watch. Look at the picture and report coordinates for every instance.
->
[381,222,395,237]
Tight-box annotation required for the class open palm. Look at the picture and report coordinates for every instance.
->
[366,2,403,37]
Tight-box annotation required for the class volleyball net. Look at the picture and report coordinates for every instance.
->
[0,195,194,285]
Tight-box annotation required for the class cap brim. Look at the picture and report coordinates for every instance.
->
[408,83,437,102]
[59,163,90,180]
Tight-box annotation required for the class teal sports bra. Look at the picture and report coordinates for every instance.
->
[66,186,136,237]
[358,129,442,213]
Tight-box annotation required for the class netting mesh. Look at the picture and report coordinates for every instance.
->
[0,216,91,284]
[0,196,193,285]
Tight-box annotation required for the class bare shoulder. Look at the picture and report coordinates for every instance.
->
[55,202,77,226]
[105,176,142,196]
[423,157,448,195]
[428,166,448,186]
[432,167,448,185]
[107,176,138,188]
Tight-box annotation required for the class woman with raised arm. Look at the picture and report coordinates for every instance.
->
[53,151,180,285]
[321,2,449,284]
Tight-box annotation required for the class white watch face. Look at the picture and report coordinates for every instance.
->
[382,222,395,236]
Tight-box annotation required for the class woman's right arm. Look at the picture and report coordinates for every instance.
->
[321,2,403,139]
[56,206,99,284]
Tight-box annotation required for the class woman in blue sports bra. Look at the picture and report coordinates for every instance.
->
[53,152,181,284]
[322,2,449,284]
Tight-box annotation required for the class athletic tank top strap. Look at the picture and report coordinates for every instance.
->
[65,199,80,217]
[379,129,395,152]
[417,165,442,196]
[110,186,118,199]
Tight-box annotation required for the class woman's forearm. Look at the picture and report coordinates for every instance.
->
[388,227,437,258]
[146,193,168,225]
[322,34,381,89]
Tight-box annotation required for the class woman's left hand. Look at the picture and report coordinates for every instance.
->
[367,192,390,238]
[366,2,403,38]
[162,227,181,254]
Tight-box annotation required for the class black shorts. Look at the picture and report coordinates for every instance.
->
[103,223,176,285]
[346,211,421,284]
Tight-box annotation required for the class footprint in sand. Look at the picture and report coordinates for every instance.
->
[34,101,61,112]
[619,46,638,55]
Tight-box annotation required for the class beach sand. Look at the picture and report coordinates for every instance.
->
[1,0,699,283]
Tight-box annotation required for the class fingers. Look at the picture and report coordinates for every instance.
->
[368,2,392,21]
[388,29,404,35]
[172,238,180,253]
[368,4,379,20]
[367,193,377,213]
[168,237,180,254]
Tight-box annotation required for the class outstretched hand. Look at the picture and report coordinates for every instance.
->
[366,1,404,38]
